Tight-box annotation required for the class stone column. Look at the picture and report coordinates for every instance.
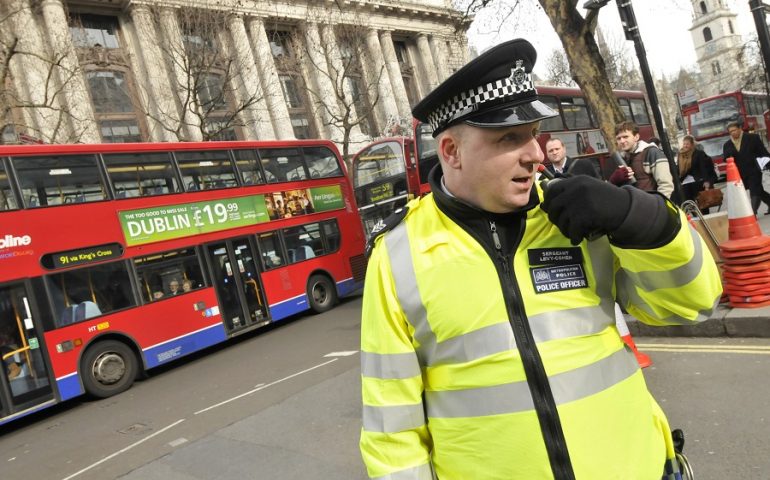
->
[158,8,203,141]
[130,4,180,141]
[379,31,412,119]
[247,16,294,140]
[7,0,67,142]
[416,34,440,92]
[227,14,275,140]
[365,28,400,131]
[428,35,452,82]
[40,0,100,143]
[302,22,345,143]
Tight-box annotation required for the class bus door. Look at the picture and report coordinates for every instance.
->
[206,238,269,335]
[0,283,53,418]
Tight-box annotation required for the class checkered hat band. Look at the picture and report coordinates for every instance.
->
[428,73,535,131]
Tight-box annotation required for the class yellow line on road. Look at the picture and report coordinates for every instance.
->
[636,345,770,355]
[636,343,770,351]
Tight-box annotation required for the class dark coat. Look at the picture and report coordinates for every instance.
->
[723,132,770,192]
[545,157,573,178]
[679,149,717,186]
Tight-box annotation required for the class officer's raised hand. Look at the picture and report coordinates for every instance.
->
[541,175,679,247]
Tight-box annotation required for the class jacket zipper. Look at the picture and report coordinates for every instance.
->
[489,220,575,480]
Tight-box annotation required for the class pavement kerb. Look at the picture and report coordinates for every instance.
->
[628,178,770,338]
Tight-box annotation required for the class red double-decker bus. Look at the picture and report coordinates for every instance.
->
[352,87,654,236]
[684,89,770,179]
[0,139,366,426]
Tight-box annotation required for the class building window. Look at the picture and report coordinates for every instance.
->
[712,61,722,76]
[269,30,316,139]
[700,1,707,14]
[86,70,143,143]
[703,27,713,43]
[394,40,419,107]
[728,20,734,34]
[69,14,120,49]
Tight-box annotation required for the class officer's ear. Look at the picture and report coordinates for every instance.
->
[438,127,462,170]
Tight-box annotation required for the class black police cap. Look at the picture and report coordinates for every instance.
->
[412,39,557,137]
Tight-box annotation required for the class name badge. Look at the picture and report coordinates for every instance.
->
[528,247,588,294]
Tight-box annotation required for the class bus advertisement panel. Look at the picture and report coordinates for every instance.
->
[352,87,654,237]
[0,139,366,426]
[685,90,769,179]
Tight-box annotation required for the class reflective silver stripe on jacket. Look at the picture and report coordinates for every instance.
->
[384,223,618,368]
[372,462,435,480]
[425,347,638,418]
[618,225,704,291]
[363,403,426,433]
[617,276,720,325]
[362,351,421,379]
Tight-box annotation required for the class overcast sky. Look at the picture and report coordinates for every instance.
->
[466,0,758,80]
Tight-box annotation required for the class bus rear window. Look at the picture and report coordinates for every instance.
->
[12,154,106,207]
[630,99,650,125]
[539,95,564,132]
[303,147,342,178]
[353,141,405,188]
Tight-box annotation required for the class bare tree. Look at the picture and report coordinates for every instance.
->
[543,49,575,87]
[279,7,389,169]
[0,0,92,144]
[146,3,270,142]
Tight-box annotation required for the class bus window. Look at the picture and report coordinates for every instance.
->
[47,261,136,328]
[103,152,179,198]
[0,161,18,210]
[561,97,593,129]
[353,141,405,188]
[416,125,438,185]
[284,223,322,263]
[176,150,238,191]
[322,220,341,253]
[618,98,632,121]
[257,232,285,269]
[259,148,307,183]
[630,98,650,125]
[134,248,204,302]
[12,154,106,207]
[539,95,564,132]
[231,149,264,186]
[303,147,342,178]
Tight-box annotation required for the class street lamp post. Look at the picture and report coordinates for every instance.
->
[749,0,770,95]
[584,0,684,203]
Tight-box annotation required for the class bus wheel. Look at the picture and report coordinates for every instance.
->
[307,274,337,313]
[81,340,138,398]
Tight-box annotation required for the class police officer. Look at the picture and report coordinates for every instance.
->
[359,39,721,480]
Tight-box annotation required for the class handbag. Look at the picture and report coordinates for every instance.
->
[696,188,723,209]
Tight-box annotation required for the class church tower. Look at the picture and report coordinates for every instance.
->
[689,0,746,96]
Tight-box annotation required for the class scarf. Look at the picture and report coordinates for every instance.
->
[731,133,742,152]
[678,150,693,178]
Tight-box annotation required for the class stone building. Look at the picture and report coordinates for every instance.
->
[0,0,469,154]
[688,0,747,96]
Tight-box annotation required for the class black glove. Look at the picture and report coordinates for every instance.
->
[541,175,631,245]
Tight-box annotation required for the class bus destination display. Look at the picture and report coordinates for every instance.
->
[42,243,124,270]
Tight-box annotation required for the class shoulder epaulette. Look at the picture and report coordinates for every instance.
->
[365,206,409,258]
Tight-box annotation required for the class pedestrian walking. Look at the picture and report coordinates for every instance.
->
[359,39,721,480]
[722,121,770,215]
[615,122,675,198]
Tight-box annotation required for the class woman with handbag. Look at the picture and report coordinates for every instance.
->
[678,135,719,212]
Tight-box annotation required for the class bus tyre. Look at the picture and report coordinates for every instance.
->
[307,274,337,313]
[81,340,138,398]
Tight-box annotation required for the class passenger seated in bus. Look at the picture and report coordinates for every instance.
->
[167,279,181,296]
[152,290,164,301]
[1,327,25,380]
[182,279,193,293]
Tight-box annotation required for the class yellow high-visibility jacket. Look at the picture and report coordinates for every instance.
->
[360,187,722,480]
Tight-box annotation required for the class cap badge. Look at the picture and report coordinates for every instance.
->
[509,60,526,86]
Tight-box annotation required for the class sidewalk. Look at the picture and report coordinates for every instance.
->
[629,181,770,338]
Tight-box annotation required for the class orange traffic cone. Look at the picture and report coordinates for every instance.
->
[614,303,652,368]
[720,157,770,308]
[721,157,770,252]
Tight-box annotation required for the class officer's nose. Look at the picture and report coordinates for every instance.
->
[521,137,544,166]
